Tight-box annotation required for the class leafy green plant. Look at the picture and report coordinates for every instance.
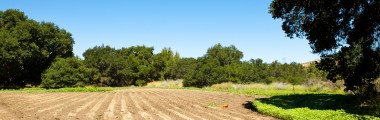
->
[136,80,146,87]
[41,57,92,88]
[253,94,380,120]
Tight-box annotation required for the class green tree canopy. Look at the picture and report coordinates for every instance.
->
[153,47,175,80]
[83,45,123,86]
[174,57,197,79]
[83,45,156,86]
[184,44,244,87]
[41,57,92,88]
[0,9,74,87]
[270,0,380,96]
[205,43,243,66]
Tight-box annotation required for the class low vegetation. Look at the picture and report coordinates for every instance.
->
[210,82,344,93]
[146,79,184,89]
[146,80,344,95]
[145,80,379,119]
[253,94,380,120]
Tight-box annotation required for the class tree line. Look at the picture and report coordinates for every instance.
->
[0,9,328,89]
[183,44,326,87]
[3,0,379,111]
[1,8,376,101]
[43,44,327,88]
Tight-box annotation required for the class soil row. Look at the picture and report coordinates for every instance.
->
[0,88,275,120]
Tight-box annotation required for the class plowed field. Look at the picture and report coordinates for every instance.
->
[0,88,275,120]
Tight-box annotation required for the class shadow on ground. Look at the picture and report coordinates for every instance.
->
[243,94,378,116]
[242,101,256,111]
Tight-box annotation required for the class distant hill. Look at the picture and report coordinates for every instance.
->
[302,60,320,67]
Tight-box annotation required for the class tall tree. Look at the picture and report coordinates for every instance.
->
[183,44,243,87]
[238,59,270,83]
[83,45,118,86]
[205,43,243,66]
[164,52,181,80]
[83,45,155,86]
[270,0,380,96]
[174,57,197,79]
[120,46,155,84]
[155,47,174,80]
[0,9,74,87]
[286,62,307,93]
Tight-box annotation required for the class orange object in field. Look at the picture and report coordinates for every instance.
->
[222,104,228,109]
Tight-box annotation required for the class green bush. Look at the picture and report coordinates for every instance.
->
[41,57,92,88]
[135,80,146,87]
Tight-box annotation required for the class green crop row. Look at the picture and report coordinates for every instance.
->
[253,100,379,120]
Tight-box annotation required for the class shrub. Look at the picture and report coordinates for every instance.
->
[41,57,92,88]
[135,80,146,87]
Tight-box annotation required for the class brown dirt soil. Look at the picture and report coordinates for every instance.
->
[0,88,276,120]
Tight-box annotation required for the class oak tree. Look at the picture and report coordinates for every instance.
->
[0,9,74,87]
[270,0,380,96]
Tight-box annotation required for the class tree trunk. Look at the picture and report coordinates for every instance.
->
[293,84,295,94]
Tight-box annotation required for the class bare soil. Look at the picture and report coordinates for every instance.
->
[0,88,276,120]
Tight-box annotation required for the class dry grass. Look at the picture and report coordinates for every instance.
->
[145,80,345,94]
[146,79,183,88]
[209,82,345,94]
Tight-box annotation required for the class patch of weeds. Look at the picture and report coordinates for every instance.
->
[207,102,218,107]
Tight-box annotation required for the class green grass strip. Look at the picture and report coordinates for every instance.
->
[253,96,380,120]
[0,87,115,92]
[253,100,379,120]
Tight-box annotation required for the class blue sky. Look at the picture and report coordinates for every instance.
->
[1,0,319,63]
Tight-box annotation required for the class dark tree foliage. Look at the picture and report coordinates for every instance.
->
[83,45,123,86]
[183,44,244,87]
[152,48,180,80]
[183,44,314,88]
[270,0,380,96]
[305,62,328,83]
[239,59,269,83]
[163,52,182,80]
[268,61,306,84]
[174,58,197,79]
[119,46,155,85]
[205,43,243,66]
[36,44,320,88]
[0,9,74,87]
[83,45,169,86]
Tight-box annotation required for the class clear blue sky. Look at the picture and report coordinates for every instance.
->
[1,0,319,63]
